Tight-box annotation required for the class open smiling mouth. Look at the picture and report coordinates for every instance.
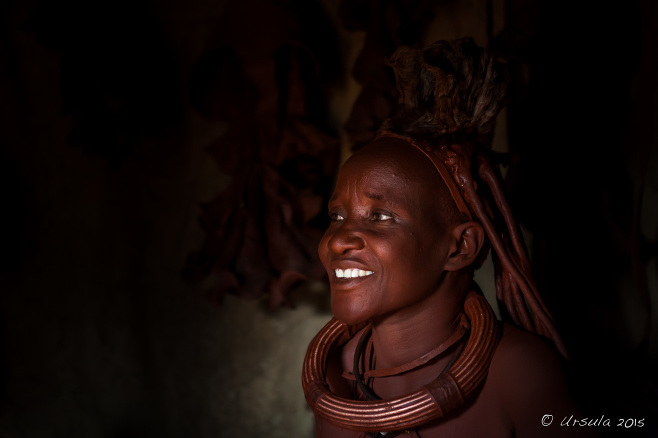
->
[334,268,374,279]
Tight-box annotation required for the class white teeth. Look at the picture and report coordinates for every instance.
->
[334,268,374,278]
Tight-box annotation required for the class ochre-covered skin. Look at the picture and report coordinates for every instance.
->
[302,139,594,437]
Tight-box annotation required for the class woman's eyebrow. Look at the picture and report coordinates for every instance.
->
[366,190,409,208]
[328,191,385,202]
[328,190,404,206]
[364,191,384,201]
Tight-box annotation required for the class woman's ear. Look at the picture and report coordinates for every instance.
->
[444,221,485,272]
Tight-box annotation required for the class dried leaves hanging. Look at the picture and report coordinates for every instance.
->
[183,0,444,308]
[339,0,437,150]
[183,0,341,308]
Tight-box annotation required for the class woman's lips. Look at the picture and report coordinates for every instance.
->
[330,267,376,290]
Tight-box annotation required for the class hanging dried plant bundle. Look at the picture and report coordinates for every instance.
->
[339,0,438,150]
[383,38,508,139]
[183,1,342,308]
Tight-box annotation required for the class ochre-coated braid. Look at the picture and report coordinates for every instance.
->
[447,142,568,358]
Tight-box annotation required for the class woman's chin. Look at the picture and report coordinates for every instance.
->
[331,302,372,326]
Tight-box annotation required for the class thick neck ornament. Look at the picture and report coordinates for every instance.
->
[302,291,500,433]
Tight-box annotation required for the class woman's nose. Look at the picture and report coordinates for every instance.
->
[326,221,366,255]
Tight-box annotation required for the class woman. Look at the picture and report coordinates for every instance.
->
[303,38,593,438]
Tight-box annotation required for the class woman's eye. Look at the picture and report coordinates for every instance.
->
[329,212,344,222]
[371,212,393,222]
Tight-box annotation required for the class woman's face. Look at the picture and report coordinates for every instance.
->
[318,140,455,325]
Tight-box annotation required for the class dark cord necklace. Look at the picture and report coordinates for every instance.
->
[352,323,470,437]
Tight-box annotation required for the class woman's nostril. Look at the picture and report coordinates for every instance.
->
[328,225,365,254]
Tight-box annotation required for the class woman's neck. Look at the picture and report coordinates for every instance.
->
[369,273,471,370]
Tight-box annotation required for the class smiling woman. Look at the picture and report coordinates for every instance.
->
[302,38,596,438]
[319,140,463,328]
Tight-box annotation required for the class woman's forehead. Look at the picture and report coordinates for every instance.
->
[333,141,443,206]
[339,153,416,188]
[333,161,415,207]
[341,140,442,187]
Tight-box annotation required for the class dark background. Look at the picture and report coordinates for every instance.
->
[1,0,657,437]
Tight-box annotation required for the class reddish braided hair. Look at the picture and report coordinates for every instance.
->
[379,37,568,359]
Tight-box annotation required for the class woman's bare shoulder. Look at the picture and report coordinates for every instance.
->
[489,322,569,400]
[486,323,595,437]
[493,323,566,370]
